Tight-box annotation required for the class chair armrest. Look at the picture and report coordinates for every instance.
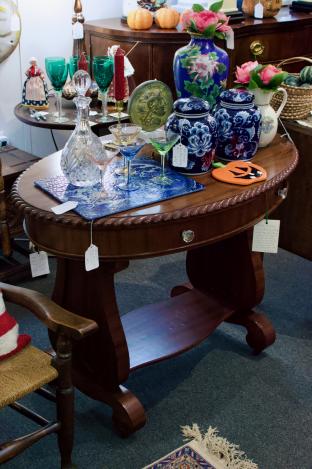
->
[0,282,98,340]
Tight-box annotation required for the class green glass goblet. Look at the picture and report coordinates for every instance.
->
[149,131,180,186]
[92,56,114,123]
[45,57,69,123]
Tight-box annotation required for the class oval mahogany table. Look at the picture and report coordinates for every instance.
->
[12,136,298,436]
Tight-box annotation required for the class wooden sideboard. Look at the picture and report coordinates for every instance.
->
[84,8,312,92]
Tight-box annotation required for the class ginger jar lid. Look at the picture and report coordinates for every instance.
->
[219,88,254,104]
[173,97,210,116]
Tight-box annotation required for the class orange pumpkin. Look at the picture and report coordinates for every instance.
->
[155,7,180,29]
[127,8,153,30]
[212,161,267,185]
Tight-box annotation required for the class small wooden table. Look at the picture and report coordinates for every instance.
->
[14,97,128,137]
[11,136,298,436]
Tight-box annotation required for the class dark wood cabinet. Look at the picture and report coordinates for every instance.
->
[84,9,312,92]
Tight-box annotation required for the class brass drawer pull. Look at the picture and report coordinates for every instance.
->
[250,40,265,57]
[182,230,195,243]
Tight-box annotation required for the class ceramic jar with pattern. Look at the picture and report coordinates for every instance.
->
[165,97,217,174]
[214,88,262,161]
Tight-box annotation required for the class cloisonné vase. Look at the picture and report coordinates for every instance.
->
[165,97,217,174]
[173,35,229,109]
[214,88,262,161]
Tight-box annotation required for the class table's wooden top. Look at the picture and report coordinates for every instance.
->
[12,135,298,229]
[14,97,126,131]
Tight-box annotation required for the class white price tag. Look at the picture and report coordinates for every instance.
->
[29,251,50,278]
[254,2,264,18]
[51,201,78,215]
[226,29,235,50]
[172,143,188,168]
[252,219,280,253]
[72,21,84,40]
[124,57,135,77]
[85,244,99,271]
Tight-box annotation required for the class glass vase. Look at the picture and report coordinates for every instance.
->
[61,96,101,187]
[173,35,229,109]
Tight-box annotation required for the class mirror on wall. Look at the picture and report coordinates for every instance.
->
[0,0,21,64]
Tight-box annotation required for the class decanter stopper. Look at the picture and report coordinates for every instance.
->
[73,69,91,96]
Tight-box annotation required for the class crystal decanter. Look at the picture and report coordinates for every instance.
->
[61,71,101,186]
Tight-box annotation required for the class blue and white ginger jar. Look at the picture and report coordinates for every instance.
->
[165,97,217,175]
[214,88,262,161]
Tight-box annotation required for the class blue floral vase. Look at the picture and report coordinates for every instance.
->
[214,88,262,161]
[165,97,217,175]
[173,35,229,109]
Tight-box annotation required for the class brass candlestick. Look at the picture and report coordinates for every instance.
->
[115,100,124,127]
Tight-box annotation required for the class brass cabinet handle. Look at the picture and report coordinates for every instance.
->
[250,40,265,57]
[182,230,195,244]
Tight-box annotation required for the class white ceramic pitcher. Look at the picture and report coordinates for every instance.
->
[253,87,288,148]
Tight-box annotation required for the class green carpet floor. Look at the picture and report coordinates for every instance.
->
[1,249,311,469]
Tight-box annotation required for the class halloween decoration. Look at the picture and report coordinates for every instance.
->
[212,161,267,185]
[127,8,153,30]
[155,7,180,29]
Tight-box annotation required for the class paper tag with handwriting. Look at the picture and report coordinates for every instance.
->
[252,219,280,253]
[172,143,188,168]
[85,244,99,271]
[29,251,50,278]
[226,30,235,50]
[51,201,78,215]
[254,2,264,18]
[72,21,84,39]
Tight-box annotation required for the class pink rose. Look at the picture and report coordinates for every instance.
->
[180,9,194,30]
[235,61,259,84]
[259,64,281,85]
[216,13,231,33]
[194,10,219,32]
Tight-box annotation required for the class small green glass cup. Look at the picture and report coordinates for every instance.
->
[45,57,69,123]
[92,56,114,122]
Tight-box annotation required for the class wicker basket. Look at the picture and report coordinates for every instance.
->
[271,56,312,120]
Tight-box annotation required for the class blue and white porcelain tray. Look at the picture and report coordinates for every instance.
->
[35,158,204,221]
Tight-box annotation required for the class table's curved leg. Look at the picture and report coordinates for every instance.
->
[52,258,147,435]
[173,230,276,353]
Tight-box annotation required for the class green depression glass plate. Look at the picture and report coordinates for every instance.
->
[127,80,173,132]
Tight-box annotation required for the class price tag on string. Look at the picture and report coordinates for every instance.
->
[252,219,280,253]
[72,21,84,40]
[51,200,78,215]
[226,30,235,50]
[29,251,50,278]
[172,143,188,168]
[85,221,99,271]
[254,1,264,19]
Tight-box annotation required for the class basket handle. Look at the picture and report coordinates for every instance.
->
[277,56,312,68]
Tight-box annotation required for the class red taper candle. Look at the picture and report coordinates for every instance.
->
[114,47,125,101]
[78,52,88,72]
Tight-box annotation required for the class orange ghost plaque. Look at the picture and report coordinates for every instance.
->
[212,161,267,186]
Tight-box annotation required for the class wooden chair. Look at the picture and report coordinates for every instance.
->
[0,282,98,468]
[0,154,34,282]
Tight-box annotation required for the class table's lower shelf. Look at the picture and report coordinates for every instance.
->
[123,289,235,371]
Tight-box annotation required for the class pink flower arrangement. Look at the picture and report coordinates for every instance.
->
[180,2,233,40]
[235,61,288,91]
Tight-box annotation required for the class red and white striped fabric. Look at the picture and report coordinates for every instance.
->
[0,290,31,361]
